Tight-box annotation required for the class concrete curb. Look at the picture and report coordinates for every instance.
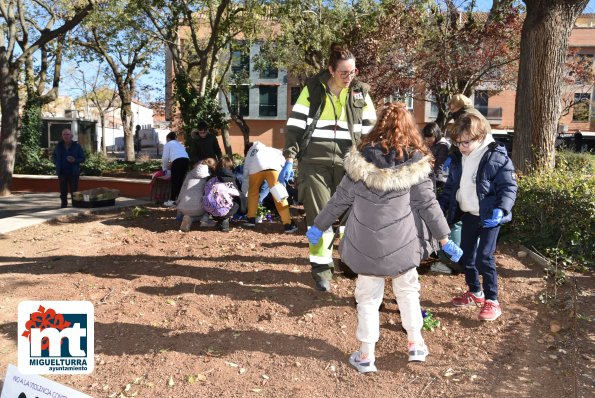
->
[0,197,150,235]
[519,244,551,268]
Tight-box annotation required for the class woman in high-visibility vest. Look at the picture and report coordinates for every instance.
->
[280,43,377,292]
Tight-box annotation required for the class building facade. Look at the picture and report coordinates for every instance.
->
[165,15,594,154]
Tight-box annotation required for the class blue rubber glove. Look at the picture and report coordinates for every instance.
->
[483,208,504,228]
[306,226,323,246]
[442,240,463,262]
[442,157,452,174]
[278,161,294,185]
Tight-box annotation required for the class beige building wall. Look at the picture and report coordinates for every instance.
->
[217,119,287,155]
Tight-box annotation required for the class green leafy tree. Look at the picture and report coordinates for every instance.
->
[14,94,53,175]
[0,0,95,195]
[256,0,359,81]
[174,73,227,146]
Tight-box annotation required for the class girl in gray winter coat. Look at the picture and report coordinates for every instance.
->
[306,103,463,372]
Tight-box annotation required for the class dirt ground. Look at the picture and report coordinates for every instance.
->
[0,205,593,398]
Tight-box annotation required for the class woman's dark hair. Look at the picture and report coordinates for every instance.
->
[422,122,443,142]
[216,156,234,171]
[328,43,355,70]
[166,131,177,141]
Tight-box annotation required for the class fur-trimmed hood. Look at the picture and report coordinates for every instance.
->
[343,145,433,193]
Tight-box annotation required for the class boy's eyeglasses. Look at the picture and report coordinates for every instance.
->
[453,139,475,148]
[337,69,359,78]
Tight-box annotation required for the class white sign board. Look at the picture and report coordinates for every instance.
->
[0,364,93,398]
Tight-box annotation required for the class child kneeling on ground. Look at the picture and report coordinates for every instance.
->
[306,103,462,372]
[177,159,217,231]
[203,157,241,232]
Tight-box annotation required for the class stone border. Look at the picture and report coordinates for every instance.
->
[12,174,151,199]
[519,244,550,268]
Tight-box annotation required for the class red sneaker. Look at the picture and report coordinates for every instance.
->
[452,291,485,307]
[478,300,502,321]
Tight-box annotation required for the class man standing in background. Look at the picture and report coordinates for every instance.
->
[52,129,86,208]
[135,125,142,155]
[187,121,222,166]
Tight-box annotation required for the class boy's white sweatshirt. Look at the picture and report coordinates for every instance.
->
[456,134,495,215]
[242,142,285,191]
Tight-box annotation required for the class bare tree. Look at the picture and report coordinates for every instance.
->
[70,65,120,155]
[559,50,595,121]
[73,1,160,161]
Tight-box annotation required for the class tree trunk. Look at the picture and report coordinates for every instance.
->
[513,0,589,174]
[220,125,233,157]
[120,96,135,161]
[100,113,107,155]
[221,87,251,153]
[0,67,20,196]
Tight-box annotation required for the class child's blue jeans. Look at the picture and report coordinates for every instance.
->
[459,213,501,301]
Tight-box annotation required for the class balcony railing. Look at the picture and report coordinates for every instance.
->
[259,104,277,117]
[428,105,503,122]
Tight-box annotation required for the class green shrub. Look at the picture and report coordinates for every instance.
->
[506,168,594,269]
[556,150,595,174]
[127,160,162,172]
[15,97,55,175]
[100,159,161,173]
[14,148,55,175]
[231,153,244,168]
[81,152,109,176]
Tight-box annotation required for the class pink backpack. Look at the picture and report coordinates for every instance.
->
[203,178,239,217]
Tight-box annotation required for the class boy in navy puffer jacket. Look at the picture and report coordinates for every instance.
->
[438,114,517,322]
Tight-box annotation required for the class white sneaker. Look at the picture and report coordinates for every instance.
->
[408,341,429,362]
[349,351,377,373]
[163,200,176,207]
[179,215,192,232]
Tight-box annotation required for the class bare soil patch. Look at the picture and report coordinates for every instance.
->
[0,206,592,397]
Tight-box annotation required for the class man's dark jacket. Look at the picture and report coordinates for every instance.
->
[52,141,86,176]
[188,134,222,164]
